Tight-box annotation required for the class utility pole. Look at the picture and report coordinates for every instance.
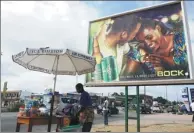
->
[166,86,168,101]
[144,86,146,104]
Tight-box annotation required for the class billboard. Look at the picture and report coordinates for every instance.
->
[190,88,194,102]
[86,1,193,84]
[181,87,191,112]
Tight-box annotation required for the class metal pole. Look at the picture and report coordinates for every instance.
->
[47,55,59,132]
[166,86,168,101]
[136,86,140,132]
[125,86,128,132]
[76,74,78,84]
[144,86,146,104]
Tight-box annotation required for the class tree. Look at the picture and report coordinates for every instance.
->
[120,92,124,96]
[111,92,119,96]
[172,101,177,105]
[154,96,168,104]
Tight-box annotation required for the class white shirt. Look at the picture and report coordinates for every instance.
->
[190,102,194,111]
[116,42,130,75]
[103,100,109,111]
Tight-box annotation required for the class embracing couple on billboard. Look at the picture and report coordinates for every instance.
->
[88,2,190,82]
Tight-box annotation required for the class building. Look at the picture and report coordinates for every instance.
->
[1,90,22,107]
[1,90,33,107]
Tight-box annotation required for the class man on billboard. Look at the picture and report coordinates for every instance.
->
[88,2,189,82]
[104,15,188,79]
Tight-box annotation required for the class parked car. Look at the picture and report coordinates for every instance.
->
[167,106,174,113]
[58,97,79,112]
[92,103,98,109]
[140,104,152,114]
[152,105,163,113]
[97,105,119,116]
[109,106,119,115]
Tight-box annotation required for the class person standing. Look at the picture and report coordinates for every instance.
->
[103,97,109,126]
[75,83,94,132]
[190,100,194,122]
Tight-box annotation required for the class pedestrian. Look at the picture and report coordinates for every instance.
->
[75,83,94,132]
[103,97,109,126]
[190,100,194,122]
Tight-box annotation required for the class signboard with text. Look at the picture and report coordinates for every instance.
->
[86,1,193,85]
[190,88,194,101]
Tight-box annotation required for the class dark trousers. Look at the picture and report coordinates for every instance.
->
[103,110,108,125]
[192,111,194,122]
[82,122,92,132]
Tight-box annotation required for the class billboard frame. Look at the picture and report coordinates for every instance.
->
[85,1,194,87]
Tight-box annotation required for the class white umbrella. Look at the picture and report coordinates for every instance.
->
[12,47,96,132]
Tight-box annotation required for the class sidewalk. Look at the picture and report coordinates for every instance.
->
[91,114,194,132]
[91,123,194,132]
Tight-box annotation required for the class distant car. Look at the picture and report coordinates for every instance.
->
[92,103,98,109]
[140,104,152,114]
[97,105,119,116]
[109,106,119,115]
[152,105,163,113]
[167,106,173,113]
[58,97,79,112]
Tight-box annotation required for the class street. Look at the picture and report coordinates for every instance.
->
[1,111,125,132]
[1,110,193,132]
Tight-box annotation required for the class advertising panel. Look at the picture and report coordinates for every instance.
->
[86,1,193,84]
[190,88,194,102]
[181,87,190,112]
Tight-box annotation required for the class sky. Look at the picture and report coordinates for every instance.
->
[1,1,194,101]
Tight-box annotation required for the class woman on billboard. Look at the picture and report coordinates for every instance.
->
[104,14,188,79]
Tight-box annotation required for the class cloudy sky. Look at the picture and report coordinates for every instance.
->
[1,1,194,101]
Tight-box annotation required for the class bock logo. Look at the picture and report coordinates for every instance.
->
[157,70,185,77]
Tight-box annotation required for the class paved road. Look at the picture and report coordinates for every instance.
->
[1,110,193,132]
[1,111,125,132]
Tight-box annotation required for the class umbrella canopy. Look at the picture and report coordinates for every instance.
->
[12,47,96,132]
[12,47,96,75]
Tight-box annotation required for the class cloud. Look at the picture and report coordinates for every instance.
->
[1,1,99,92]
[135,1,168,8]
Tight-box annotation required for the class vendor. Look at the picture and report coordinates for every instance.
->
[75,83,94,132]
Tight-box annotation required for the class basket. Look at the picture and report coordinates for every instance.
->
[57,124,82,132]
[56,115,84,132]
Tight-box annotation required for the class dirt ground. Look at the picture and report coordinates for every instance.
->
[91,123,194,132]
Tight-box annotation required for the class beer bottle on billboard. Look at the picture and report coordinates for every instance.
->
[92,36,103,64]
[92,37,103,82]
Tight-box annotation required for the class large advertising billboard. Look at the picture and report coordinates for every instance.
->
[190,88,194,102]
[86,1,193,84]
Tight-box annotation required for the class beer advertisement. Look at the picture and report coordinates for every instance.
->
[86,2,193,83]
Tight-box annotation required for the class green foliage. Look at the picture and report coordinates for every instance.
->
[154,96,168,105]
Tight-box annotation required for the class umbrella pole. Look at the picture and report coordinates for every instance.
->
[76,74,78,84]
[47,56,59,132]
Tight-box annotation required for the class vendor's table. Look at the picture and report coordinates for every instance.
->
[15,116,57,132]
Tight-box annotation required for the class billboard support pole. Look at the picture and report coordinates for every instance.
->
[125,86,128,132]
[136,86,140,132]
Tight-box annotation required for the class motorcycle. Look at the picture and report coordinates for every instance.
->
[97,105,111,116]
